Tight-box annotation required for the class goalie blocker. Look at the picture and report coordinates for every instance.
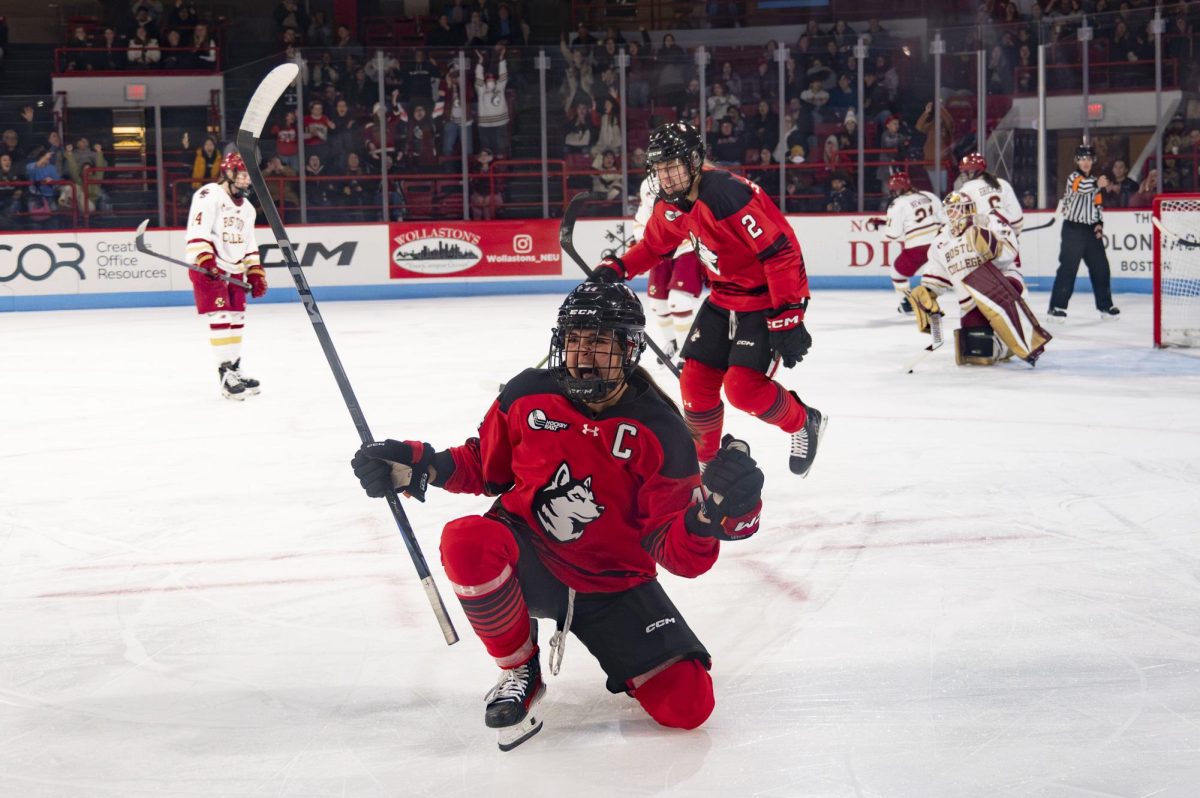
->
[959,261,1052,366]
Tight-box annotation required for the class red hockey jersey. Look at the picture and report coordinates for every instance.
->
[618,168,809,312]
[433,369,719,593]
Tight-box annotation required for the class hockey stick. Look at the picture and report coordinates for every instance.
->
[1020,216,1057,232]
[1151,216,1200,248]
[134,219,251,289]
[904,312,944,374]
[236,63,458,646]
[559,191,682,379]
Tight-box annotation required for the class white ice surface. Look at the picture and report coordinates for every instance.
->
[2,292,1199,797]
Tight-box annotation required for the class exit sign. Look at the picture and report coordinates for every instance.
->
[1087,102,1104,121]
[125,84,147,102]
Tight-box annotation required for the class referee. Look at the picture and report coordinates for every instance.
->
[1048,144,1119,318]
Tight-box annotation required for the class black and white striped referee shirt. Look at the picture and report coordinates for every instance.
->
[1060,171,1104,224]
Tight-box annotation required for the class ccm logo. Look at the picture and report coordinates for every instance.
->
[645,617,677,633]
[512,234,533,254]
[766,313,800,330]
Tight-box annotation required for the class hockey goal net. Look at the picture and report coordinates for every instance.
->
[1153,194,1200,347]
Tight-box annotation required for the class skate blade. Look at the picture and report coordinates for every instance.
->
[242,386,262,395]
[496,686,545,752]
[221,390,248,401]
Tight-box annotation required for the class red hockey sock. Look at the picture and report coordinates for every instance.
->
[680,360,726,462]
[632,659,714,730]
[440,516,534,667]
[722,365,807,433]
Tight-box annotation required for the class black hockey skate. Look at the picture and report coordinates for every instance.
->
[1099,306,1120,318]
[1047,307,1067,320]
[218,362,247,401]
[789,397,827,478]
[897,296,913,315]
[485,649,546,752]
[230,358,261,395]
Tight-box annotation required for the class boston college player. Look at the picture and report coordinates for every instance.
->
[185,151,268,400]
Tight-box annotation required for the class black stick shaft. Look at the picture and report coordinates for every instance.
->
[237,130,459,646]
[559,192,682,379]
[134,221,251,289]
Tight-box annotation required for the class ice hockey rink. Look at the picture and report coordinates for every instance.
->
[2,289,1198,797]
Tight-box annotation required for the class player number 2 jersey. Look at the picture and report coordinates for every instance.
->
[185,183,260,274]
[620,169,808,312]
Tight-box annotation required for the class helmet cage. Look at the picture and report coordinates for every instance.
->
[944,191,977,236]
[645,123,705,204]
[548,283,646,403]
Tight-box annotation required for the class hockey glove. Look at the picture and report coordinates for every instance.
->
[196,251,224,281]
[865,217,886,231]
[591,256,626,283]
[351,439,437,501]
[246,265,268,298]
[686,435,764,541]
[766,301,811,368]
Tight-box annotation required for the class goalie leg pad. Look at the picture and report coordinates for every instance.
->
[962,261,1053,363]
[955,326,999,366]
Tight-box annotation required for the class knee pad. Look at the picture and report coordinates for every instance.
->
[439,515,519,587]
[679,360,725,407]
[634,659,714,730]
[721,365,773,414]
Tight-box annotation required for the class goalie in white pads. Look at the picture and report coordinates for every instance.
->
[185,151,268,400]
[865,172,946,314]
[909,192,1051,366]
[632,177,703,366]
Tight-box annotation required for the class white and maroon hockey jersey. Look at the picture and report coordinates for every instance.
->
[959,177,1024,233]
[185,183,260,274]
[922,214,1022,317]
[883,189,946,247]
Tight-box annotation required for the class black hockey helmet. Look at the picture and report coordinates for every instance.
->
[645,122,706,204]
[1074,143,1097,162]
[549,282,646,403]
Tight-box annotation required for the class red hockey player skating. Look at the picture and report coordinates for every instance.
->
[591,122,826,477]
[185,151,268,400]
[350,282,767,751]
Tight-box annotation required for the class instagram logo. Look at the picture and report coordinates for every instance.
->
[512,234,533,254]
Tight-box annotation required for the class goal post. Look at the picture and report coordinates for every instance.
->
[1152,194,1200,348]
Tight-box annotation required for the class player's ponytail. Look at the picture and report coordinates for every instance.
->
[983,172,1001,190]
[633,366,702,444]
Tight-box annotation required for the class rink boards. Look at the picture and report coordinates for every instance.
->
[0,209,1157,311]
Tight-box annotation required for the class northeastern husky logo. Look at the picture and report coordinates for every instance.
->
[690,234,719,275]
[533,462,605,543]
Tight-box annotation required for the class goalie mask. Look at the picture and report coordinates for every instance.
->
[549,282,646,403]
[646,122,706,204]
[944,191,977,236]
[220,151,251,197]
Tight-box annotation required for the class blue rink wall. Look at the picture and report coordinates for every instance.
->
[0,211,1155,312]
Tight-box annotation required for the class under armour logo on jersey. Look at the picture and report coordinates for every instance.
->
[527,408,570,432]
[581,424,600,437]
